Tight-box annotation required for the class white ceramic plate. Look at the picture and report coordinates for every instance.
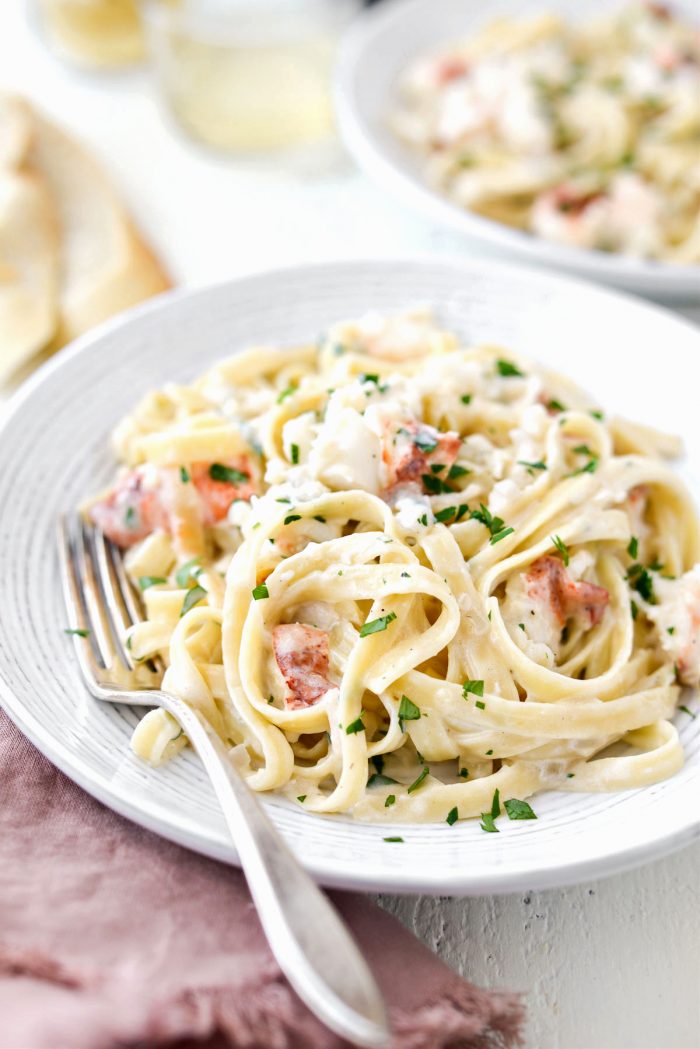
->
[336,0,700,301]
[1,258,699,895]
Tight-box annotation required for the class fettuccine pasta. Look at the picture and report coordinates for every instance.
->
[85,307,700,825]
[392,3,700,262]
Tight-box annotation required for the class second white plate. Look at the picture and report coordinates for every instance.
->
[336,0,700,300]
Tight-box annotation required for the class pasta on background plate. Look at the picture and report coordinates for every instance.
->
[391,3,700,263]
[85,308,700,826]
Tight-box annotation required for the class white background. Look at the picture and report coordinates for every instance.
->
[2,5,699,1047]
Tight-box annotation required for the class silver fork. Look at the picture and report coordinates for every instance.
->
[58,514,391,1049]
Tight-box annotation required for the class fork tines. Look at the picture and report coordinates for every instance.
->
[58,514,141,682]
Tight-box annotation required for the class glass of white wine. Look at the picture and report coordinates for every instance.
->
[143,0,359,154]
[38,0,146,69]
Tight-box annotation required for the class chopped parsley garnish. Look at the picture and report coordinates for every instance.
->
[463,679,485,698]
[383,836,403,842]
[460,394,472,405]
[475,700,486,711]
[573,443,593,456]
[297,795,307,803]
[251,583,269,600]
[359,372,380,386]
[446,807,459,826]
[125,506,137,528]
[367,773,398,787]
[471,504,514,545]
[504,798,537,820]
[631,600,639,620]
[448,464,470,480]
[570,457,600,478]
[431,463,446,474]
[553,119,574,148]
[590,410,605,420]
[180,585,206,616]
[422,473,453,495]
[679,706,696,719]
[480,813,499,833]
[384,794,396,808]
[627,564,655,603]
[459,768,469,779]
[276,497,291,503]
[455,504,470,522]
[64,627,90,637]
[277,384,297,403]
[642,93,664,110]
[290,443,300,465]
[518,460,547,472]
[572,457,598,476]
[470,503,504,536]
[490,789,501,819]
[138,576,167,590]
[485,749,493,756]
[435,506,457,523]
[313,515,326,523]
[551,535,569,566]
[407,766,429,794]
[346,716,365,735]
[627,536,639,559]
[667,626,675,635]
[414,432,438,454]
[284,514,302,525]
[400,571,411,578]
[209,463,249,485]
[496,359,524,378]
[359,612,397,637]
[179,466,190,483]
[547,399,566,413]
[398,695,421,729]
[418,514,429,526]
[176,558,201,588]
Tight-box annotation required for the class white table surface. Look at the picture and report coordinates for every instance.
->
[2,7,699,1048]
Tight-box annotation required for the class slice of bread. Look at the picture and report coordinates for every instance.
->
[0,93,172,385]
[0,94,32,170]
[26,110,171,343]
[0,96,60,384]
[0,168,60,384]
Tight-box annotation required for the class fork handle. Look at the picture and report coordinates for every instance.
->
[151,691,391,1048]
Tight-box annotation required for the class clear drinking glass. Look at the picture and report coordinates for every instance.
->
[38,0,146,69]
[143,0,358,154]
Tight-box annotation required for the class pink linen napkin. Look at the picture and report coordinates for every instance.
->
[0,707,524,1049]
